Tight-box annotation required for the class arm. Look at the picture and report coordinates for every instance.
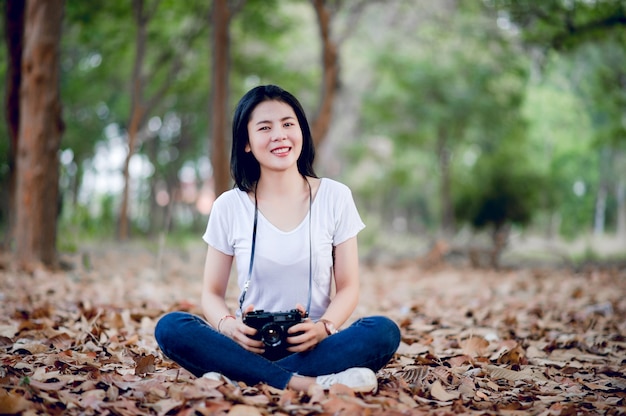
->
[287,235,360,351]
[319,235,360,328]
[201,245,263,353]
[201,244,234,327]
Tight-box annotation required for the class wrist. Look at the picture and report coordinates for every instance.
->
[317,319,338,336]
[217,314,236,333]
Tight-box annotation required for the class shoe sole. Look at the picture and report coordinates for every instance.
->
[352,385,377,393]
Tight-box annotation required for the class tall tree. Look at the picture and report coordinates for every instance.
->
[360,2,529,236]
[209,0,242,196]
[118,0,160,240]
[118,0,203,240]
[2,0,25,249]
[491,0,626,51]
[310,0,368,147]
[310,0,339,147]
[15,0,65,268]
[492,0,626,238]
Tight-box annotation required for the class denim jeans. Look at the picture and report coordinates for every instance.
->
[154,311,401,389]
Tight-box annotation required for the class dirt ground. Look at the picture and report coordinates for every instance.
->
[0,242,625,415]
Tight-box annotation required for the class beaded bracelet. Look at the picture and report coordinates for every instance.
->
[217,314,236,333]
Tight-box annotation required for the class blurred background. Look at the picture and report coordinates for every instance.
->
[1,0,625,268]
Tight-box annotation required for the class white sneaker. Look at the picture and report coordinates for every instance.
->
[202,371,237,387]
[315,367,378,393]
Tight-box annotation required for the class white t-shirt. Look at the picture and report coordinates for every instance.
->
[202,178,365,321]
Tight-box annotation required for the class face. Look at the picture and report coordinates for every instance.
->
[245,100,303,174]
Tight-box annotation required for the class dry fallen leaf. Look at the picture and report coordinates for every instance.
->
[226,404,263,416]
[134,354,156,375]
[0,389,31,414]
[430,379,460,402]
[322,396,369,414]
[1,247,624,415]
[461,336,490,357]
[484,364,538,382]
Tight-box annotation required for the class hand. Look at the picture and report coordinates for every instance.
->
[220,304,265,354]
[285,304,327,353]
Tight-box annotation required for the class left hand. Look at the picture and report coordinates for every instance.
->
[285,304,328,352]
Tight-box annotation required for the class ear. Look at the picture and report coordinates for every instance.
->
[245,143,251,153]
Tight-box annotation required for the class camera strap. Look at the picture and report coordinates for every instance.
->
[239,177,313,315]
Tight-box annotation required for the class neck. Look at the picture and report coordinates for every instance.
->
[256,169,307,198]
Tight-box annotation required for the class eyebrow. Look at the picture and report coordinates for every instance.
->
[254,116,296,125]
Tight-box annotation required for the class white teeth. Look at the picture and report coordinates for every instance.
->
[272,148,289,155]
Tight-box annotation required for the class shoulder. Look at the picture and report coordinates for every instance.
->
[212,188,250,213]
[215,187,248,202]
[318,178,353,198]
[315,178,359,216]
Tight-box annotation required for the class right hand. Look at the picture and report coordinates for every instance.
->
[219,305,265,354]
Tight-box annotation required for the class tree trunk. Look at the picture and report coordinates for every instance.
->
[490,223,510,269]
[437,126,454,235]
[311,0,340,147]
[118,0,148,241]
[613,149,626,242]
[117,0,196,239]
[15,0,65,269]
[593,147,612,237]
[617,177,626,242]
[2,0,25,250]
[594,183,607,236]
[210,0,232,196]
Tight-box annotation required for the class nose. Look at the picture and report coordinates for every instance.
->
[271,126,287,141]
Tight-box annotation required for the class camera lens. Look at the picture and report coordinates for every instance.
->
[261,323,283,347]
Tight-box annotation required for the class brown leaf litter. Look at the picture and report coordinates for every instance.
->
[0,245,625,415]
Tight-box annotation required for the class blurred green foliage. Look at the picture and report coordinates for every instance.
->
[1,0,624,256]
[454,143,543,230]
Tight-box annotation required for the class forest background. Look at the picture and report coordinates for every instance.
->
[1,0,626,268]
[1,1,625,415]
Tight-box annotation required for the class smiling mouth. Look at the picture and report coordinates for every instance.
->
[271,147,291,155]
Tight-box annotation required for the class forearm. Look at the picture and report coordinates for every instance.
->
[202,286,262,352]
[323,236,361,329]
[319,284,359,328]
[201,245,236,330]
[202,291,235,330]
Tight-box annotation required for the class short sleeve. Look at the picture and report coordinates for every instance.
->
[202,192,235,255]
[332,182,365,246]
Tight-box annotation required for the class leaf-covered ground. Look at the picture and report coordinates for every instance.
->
[1,243,625,415]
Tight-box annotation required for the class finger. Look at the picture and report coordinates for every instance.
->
[240,323,257,336]
[288,330,317,346]
[235,332,264,349]
[237,323,260,339]
[246,337,265,353]
[242,340,265,353]
[287,340,316,352]
[294,304,307,317]
[240,342,264,354]
[239,314,258,336]
[288,322,310,334]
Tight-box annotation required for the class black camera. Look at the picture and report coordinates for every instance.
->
[243,309,306,357]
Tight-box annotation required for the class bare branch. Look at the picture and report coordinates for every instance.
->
[144,54,183,118]
[335,0,373,45]
[229,0,247,16]
[144,0,162,21]
[552,13,626,49]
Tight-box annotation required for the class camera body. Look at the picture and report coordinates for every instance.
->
[243,309,306,356]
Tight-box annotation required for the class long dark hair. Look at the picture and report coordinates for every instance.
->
[230,85,317,192]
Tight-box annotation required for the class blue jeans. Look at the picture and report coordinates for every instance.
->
[155,311,401,389]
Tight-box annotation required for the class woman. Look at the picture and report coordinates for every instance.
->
[155,85,400,392]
